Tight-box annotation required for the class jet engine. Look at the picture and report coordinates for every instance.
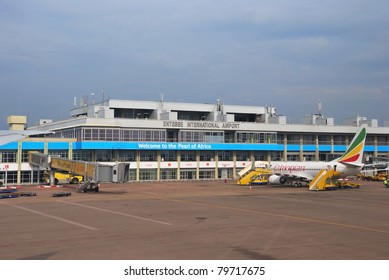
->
[268,175,287,185]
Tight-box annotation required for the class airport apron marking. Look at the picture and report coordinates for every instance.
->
[60,201,172,226]
[2,202,99,231]
[154,197,389,235]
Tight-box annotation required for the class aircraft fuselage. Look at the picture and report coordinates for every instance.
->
[257,160,362,181]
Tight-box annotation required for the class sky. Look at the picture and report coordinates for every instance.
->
[1,0,389,128]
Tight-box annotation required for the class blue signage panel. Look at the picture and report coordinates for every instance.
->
[0,141,378,153]
[364,145,375,152]
[333,145,347,152]
[302,144,316,152]
[286,144,300,152]
[48,142,70,150]
[377,146,389,152]
[318,145,332,152]
[22,142,45,150]
[0,142,18,149]
[72,141,284,151]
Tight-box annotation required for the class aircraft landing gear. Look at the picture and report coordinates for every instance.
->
[292,181,306,188]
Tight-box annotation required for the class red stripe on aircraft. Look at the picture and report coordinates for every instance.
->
[340,154,360,163]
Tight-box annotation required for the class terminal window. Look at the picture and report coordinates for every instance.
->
[0,151,17,163]
[218,151,232,161]
[118,151,136,161]
[181,151,196,161]
[199,151,214,161]
[236,132,276,143]
[161,150,177,161]
[179,130,224,143]
[140,151,157,161]
[236,151,250,161]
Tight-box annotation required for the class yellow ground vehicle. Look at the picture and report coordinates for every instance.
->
[373,172,388,181]
[43,171,83,185]
[357,171,388,181]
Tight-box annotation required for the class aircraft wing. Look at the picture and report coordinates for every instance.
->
[363,162,389,169]
[0,130,53,146]
[359,167,389,173]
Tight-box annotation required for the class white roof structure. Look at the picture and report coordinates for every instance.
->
[0,130,53,146]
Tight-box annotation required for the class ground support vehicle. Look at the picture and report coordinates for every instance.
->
[52,192,72,197]
[29,152,130,193]
[19,192,37,197]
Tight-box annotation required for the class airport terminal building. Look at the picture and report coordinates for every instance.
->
[2,98,389,185]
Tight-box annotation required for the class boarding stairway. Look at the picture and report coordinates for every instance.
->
[309,169,341,191]
[237,168,272,185]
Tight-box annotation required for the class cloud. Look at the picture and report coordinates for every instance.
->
[0,0,389,127]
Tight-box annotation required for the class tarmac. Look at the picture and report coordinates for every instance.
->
[1,180,389,260]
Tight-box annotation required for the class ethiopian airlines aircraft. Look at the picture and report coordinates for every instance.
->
[251,126,367,185]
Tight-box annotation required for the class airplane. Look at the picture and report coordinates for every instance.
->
[242,126,367,186]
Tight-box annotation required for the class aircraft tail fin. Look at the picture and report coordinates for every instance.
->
[336,126,366,166]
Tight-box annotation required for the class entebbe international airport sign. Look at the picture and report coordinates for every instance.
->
[163,121,240,129]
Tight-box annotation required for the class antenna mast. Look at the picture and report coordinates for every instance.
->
[318,99,322,116]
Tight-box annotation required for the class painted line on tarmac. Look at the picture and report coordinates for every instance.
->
[2,202,99,231]
[155,197,389,235]
[60,201,172,226]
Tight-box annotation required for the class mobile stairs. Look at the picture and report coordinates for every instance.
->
[237,167,272,185]
[309,168,341,191]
